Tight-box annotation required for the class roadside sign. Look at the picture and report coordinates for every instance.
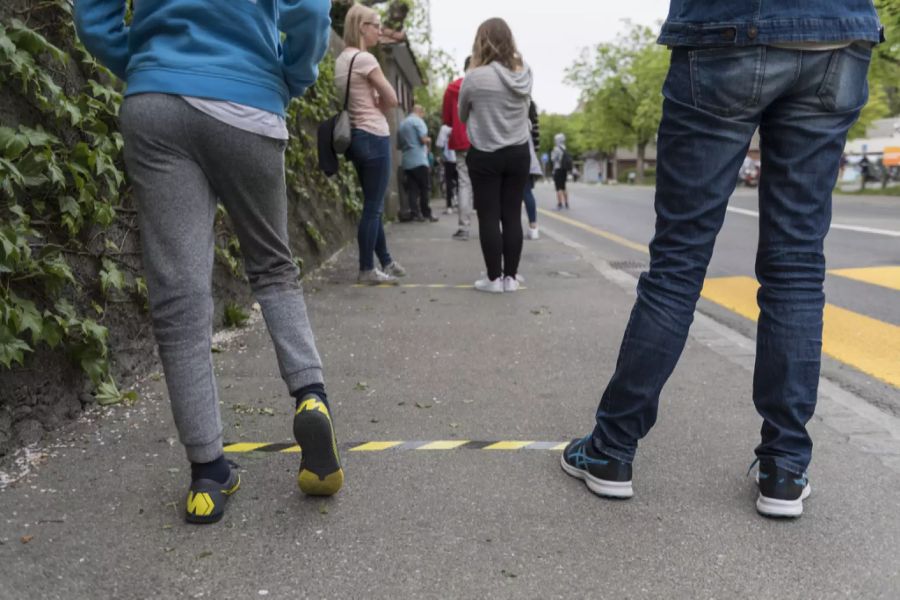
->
[883,146,900,166]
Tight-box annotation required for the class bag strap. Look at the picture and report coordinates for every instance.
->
[343,51,362,111]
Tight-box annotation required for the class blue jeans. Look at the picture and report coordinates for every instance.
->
[348,129,393,271]
[593,44,871,475]
[523,178,537,224]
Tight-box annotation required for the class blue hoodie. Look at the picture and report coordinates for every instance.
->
[74,0,331,115]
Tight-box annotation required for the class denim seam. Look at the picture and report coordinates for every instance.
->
[592,438,634,465]
[768,456,806,475]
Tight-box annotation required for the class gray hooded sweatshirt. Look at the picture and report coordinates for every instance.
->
[458,62,533,152]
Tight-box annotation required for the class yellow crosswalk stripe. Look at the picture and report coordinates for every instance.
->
[829,266,900,292]
[483,441,534,450]
[416,440,469,450]
[537,208,649,254]
[701,276,900,388]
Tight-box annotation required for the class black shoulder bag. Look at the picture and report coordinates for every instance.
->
[317,52,360,177]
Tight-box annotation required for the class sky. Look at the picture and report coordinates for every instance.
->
[429,0,670,114]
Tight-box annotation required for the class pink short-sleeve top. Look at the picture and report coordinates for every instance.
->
[334,48,390,137]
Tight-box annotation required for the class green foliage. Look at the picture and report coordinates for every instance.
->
[538,112,587,157]
[847,0,900,138]
[304,221,326,251]
[566,21,668,168]
[223,302,249,328]
[0,11,125,386]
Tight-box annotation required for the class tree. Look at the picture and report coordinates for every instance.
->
[566,22,668,183]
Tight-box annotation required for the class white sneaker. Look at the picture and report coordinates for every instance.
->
[383,261,407,277]
[444,207,455,215]
[357,268,399,285]
[474,277,504,293]
[526,227,540,240]
[502,276,520,292]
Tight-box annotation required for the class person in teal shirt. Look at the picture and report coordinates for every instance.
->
[398,106,436,221]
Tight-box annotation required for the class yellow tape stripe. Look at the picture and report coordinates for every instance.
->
[349,441,404,452]
[483,441,534,450]
[537,208,649,254]
[222,443,270,453]
[829,266,900,292]
[701,276,900,388]
[416,440,470,450]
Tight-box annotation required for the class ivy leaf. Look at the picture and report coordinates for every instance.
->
[100,259,125,296]
[41,316,63,349]
[0,126,27,159]
[0,325,32,368]
[95,378,124,406]
[10,294,43,343]
[79,319,108,344]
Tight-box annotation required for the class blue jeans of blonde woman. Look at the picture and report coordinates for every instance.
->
[347,128,393,271]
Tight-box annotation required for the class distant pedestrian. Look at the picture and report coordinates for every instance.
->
[75,0,343,524]
[336,4,407,285]
[436,123,458,214]
[561,0,881,518]
[459,18,533,293]
[551,133,571,209]
[399,105,438,222]
[859,155,871,190]
[523,99,541,240]
[443,56,475,241]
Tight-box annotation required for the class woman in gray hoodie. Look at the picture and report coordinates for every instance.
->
[459,18,533,293]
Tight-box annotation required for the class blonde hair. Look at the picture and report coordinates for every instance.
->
[343,4,378,49]
[471,18,522,71]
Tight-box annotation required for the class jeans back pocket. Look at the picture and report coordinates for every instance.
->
[689,46,765,117]
[817,43,872,113]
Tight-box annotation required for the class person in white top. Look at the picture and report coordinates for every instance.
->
[335,4,406,285]
[436,124,458,214]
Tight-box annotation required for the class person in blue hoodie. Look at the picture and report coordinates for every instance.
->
[74,0,342,525]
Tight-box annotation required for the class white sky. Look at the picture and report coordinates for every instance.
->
[429,0,670,114]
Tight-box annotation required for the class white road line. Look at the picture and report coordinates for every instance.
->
[726,206,900,237]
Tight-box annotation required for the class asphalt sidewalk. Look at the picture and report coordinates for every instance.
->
[1,198,899,599]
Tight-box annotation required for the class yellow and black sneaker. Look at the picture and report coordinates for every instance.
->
[293,394,344,496]
[185,469,241,525]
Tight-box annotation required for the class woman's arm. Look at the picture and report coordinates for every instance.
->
[367,67,399,113]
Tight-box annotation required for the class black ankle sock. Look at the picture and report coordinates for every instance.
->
[190,455,230,484]
[292,383,328,411]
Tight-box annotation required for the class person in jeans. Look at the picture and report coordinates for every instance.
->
[523,99,541,240]
[75,0,343,524]
[459,19,533,293]
[562,1,882,518]
[436,123,458,215]
[337,4,407,285]
[443,57,474,241]
[398,106,438,222]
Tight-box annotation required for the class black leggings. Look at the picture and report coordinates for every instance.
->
[467,143,530,280]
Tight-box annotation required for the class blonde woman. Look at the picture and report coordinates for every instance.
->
[337,4,407,285]
[458,18,533,293]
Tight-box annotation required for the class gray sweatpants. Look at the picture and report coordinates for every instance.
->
[120,93,323,464]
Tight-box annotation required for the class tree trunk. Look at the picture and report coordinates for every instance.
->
[636,142,646,185]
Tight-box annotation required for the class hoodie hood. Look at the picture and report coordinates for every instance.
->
[490,62,533,97]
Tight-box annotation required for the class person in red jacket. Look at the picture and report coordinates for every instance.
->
[443,57,473,241]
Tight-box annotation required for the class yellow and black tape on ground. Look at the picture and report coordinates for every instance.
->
[224,441,568,453]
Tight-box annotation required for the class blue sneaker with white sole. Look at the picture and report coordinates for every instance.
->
[561,435,633,499]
